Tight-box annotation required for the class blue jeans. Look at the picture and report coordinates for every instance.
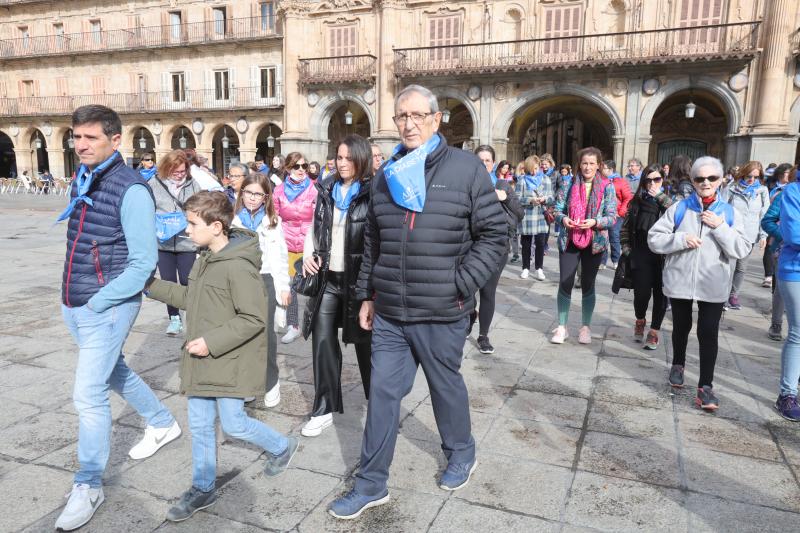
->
[63,300,175,488]
[188,396,289,492]
[603,217,623,264]
[778,279,800,396]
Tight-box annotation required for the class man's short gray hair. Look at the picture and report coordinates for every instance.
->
[628,157,643,167]
[395,84,439,113]
[228,162,249,177]
[691,156,724,180]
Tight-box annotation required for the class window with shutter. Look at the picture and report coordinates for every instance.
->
[328,25,357,70]
[53,23,65,51]
[91,76,106,96]
[543,5,582,57]
[172,72,186,102]
[213,7,227,37]
[89,20,102,46]
[214,70,229,100]
[56,78,68,96]
[677,0,724,51]
[18,26,29,51]
[169,12,182,43]
[428,15,461,62]
[260,2,276,32]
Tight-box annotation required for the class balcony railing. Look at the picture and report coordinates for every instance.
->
[0,16,279,60]
[394,21,761,77]
[0,86,283,117]
[298,54,377,85]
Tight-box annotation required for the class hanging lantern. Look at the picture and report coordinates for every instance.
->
[685,101,697,119]
[179,128,188,149]
[267,125,275,148]
[566,124,574,137]
[221,127,230,149]
[138,128,147,150]
[344,108,353,126]
[67,131,75,149]
[441,97,451,123]
[34,134,42,149]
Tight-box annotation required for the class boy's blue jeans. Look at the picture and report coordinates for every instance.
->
[778,279,800,397]
[188,396,289,492]
[62,300,175,488]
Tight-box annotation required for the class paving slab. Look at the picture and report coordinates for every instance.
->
[482,416,580,468]
[429,498,558,532]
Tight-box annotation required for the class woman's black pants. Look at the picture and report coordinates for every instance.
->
[310,271,371,416]
[670,298,724,388]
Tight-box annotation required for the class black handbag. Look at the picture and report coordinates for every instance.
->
[611,254,634,294]
[291,255,325,297]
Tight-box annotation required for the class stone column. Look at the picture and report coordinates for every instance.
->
[612,135,625,166]
[46,148,66,179]
[13,147,32,177]
[371,0,403,150]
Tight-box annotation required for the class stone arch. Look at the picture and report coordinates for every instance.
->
[492,83,624,142]
[431,87,479,140]
[639,77,742,137]
[309,91,375,142]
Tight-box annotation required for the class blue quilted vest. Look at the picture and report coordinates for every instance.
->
[61,152,154,307]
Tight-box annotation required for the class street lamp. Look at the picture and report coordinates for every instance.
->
[67,131,74,149]
[441,98,451,124]
[221,126,230,149]
[179,128,188,149]
[34,133,42,149]
[566,124,574,137]
[267,125,275,149]
[685,101,697,119]
[344,106,353,126]
[138,128,147,150]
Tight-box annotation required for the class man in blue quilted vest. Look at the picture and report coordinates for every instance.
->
[55,105,180,532]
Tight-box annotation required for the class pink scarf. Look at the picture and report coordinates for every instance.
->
[568,176,594,249]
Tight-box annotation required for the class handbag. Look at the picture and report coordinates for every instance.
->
[611,254,634,294]
[153,178,188,242]
[291,255,325,297]
[544,205,555,225]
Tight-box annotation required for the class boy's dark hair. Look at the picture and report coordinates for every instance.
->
[603,160,617,171]
[474,144,495,161]
[184,191,234,235]
[72,105,122,137]
[254,154,264,163]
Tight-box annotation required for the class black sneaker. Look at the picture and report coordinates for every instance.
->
[166,487,217,522]
[668,365,684,388]
[695,385,719,411]
[477,335,495,354]
[510,254,520,263]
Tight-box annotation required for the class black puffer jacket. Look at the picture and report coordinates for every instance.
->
[355,133,508,322]
[302,176,371,344]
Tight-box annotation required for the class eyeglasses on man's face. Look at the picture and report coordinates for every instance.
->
[228,173,245,180]
[392,112,435,126]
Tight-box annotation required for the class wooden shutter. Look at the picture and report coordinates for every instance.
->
[91,76,106,95]
[56,77,68,96]
[678,0,723,48]
[428,16,461,61]
[543,5,582,55]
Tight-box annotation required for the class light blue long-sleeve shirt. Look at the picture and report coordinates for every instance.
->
[87,184,158,312]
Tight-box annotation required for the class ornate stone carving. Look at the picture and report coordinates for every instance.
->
[610,79,628,97]
[236,117,249,134]
[311,0,373,13]
[467,85,481,101]
[279,0,311,16]
[493,83,508,101]
[363,88,376,105]
[728,72,748,92]
[307,91,320,107]
[642,78,660,96]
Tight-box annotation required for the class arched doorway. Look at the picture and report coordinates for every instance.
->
[0,131,15,178]
[170,126,196,150]
[256,123,282,161]
[649,90,728,164]
[31,129,49,173]
[327,103,369,157]
[506,96,615,166]
[212,125,239,176]
[132,127,155,166]
[438,100,474,149]
[62,129,77,178]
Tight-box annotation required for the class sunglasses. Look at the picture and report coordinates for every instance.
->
[693,175,721,183]
[647,177,663,183]
[292,163,309,170]
[142,159,153,162]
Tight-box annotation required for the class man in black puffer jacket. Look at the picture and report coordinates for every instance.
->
[328,85,507,520]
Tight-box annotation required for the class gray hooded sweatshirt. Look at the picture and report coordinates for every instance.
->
[648,197,752,303]
[723,181,770,244]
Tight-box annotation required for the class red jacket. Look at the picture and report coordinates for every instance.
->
[609,174,633,218]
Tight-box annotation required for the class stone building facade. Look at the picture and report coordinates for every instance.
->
[0,0,798,178]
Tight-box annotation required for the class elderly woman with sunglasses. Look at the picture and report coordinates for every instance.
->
[649,157,751,412]
[273,151,318,343]
[620,164,673,350]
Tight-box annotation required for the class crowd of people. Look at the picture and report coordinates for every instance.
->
[51,85,800,531]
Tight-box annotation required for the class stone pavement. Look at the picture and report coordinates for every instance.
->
[2,194,800,532]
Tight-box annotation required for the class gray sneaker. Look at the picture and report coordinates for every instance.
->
[166,487,217,522]
[264,436,299,476]
[668,365,685,388]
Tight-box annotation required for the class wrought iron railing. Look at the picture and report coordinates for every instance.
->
[0,86,283,117]
[0,16,279,60]
[394,21,761,77]
[298,54,377,85]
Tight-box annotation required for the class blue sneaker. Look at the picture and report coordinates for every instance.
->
[439,459,478,491]
[775,394,800,421]
[328,489,390,520]
[166,315,182,336]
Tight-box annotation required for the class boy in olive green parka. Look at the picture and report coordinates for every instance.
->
[146,191,299,523]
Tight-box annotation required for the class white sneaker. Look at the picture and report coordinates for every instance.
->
[535,268,546,281]
[520,269,530,279]
[281,326,301,344]
[301,413,333,437]
[55,483,104,531]
[264,383,281,408]
[128,421,181,460]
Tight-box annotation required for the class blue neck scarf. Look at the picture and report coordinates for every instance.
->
[256,162,268,172]
[283,176,311,202]
[686,193,734,224]
[383,134,440,212]
[332,180,361,221]
[609,172,622,181]
[57,152,119,222]
[544,167,555,178]
[139,166,157,180]
[739,179,761,199]
[489,171,498,186]
[238,206,265,232]
[523,172,543,191]
[627,172,641,183]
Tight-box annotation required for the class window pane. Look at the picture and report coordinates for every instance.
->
[261,2,274,31]
[170,12,181,41]
[214,8,225,35]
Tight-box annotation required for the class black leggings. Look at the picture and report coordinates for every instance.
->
[157,250,196,317]
[471,253,508,336]
[670,299,724,388]
[261,274,279,390]
[764,246,774,278]
[310,271,371,416]
[632,257,666,331]
[521,233,548,270]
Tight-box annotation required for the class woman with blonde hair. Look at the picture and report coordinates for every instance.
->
[516,154,552,280]
[149,149,204,335]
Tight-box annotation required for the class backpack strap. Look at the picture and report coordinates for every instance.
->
[673,199,689,232]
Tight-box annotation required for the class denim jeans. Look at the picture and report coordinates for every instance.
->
[603,217,623,265]
[778,279,800,396]
[188,396,289,492]
[63,300,175,488]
